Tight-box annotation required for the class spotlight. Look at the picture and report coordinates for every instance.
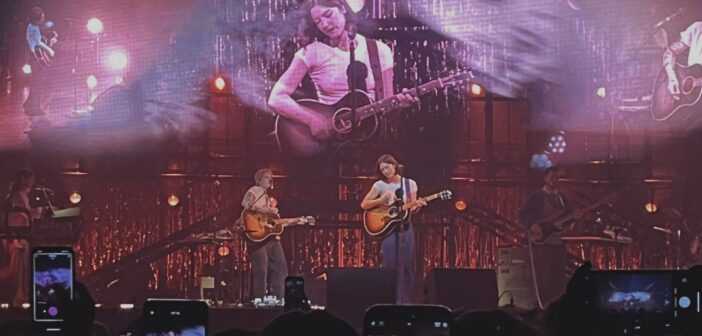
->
[530,152,552,170]
[596,86,606,98]
[212,76,227,92]
[22,64,32,74]
[87,18,104,35]
[454,200,467,212]
[167,194,180,207]
[470,83,483,96]
[69,192,82,205]
[86,75,98,89]
[119,303,135,310]
[108,51,128,71]
[644,202,658,214]
[547,131,567,154]
[21,303,30,309]
[217,245,230,257]
[0,303,9,309]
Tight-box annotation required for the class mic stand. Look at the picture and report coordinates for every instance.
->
[347,28,357,133]
[69,20,78,114]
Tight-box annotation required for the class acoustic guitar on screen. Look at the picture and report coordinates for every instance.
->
[275,71,473,157]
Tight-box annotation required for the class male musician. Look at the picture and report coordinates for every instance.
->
[663,20,702,98]
[23,6,56,118]
[241,169,288,303]
[517,166,582,307]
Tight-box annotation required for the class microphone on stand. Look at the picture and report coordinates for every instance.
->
[269,181,275,190]
[34,185,55,195]
[346,22,357,41]
[650,8,684,32]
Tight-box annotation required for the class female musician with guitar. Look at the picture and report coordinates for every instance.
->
[267,0,418,157]
[241,169,288,303]
[23,6,57,119]
[361,154,426,304]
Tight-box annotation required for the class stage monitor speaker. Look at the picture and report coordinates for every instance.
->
[326,268,396,328]
[497,246,537,309]
[421,268,498,311]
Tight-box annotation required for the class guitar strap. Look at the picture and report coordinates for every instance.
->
[366,37,385,101]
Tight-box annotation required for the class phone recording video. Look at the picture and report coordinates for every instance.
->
[31,247,74,323]
[593,271,674,315]
[143,299,208,336]
[363,304,452,336]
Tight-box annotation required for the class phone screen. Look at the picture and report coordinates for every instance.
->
[593,271,674,314]
[143,299,208,336]
[363,304,452,336]
[32,248,74,322]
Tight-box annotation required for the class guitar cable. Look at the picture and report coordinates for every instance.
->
[527,237,545,310]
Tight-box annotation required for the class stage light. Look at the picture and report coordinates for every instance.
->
[644,202,658,213]
[87,18,104,34]
[0,303,9,309]
[69,192,82,205]
[86,75,98,89]
[217,245,230,257]
[108,51,128,71]
[470,83,483,96]
[530,152,552,170]
[119,303,135,310]
[596,86,606,98]
[548,131,567,154]
[213,76,227,92]
[167,194,180,207]
[21,303,30,309]
[454,200,467,212]
[22,64,32,74]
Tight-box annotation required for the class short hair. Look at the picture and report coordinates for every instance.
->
[254,169,273,185]
[28,7,44,25]
[543,166,561,178]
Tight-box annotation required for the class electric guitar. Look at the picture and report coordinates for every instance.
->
[529,194,619,245]
[275,71,473,157]
[363,190,452,239]
[651,63,702,122]
[241,210,315,243]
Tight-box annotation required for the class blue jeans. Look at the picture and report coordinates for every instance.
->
[381,225,415,304]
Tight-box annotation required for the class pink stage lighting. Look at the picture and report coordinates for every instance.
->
[108,51,128,71]
[87,18,104,34]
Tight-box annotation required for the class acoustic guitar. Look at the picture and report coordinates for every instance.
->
[241,210,315,243]
[275,72,473,157]
[363,190,452,239]
[651,63,702,122]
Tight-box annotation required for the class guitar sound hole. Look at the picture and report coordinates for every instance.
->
[388,207,399,218]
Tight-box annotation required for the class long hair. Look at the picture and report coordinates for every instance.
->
[296,0,356,47]
[375,154,404,180]
[8,168,35,195]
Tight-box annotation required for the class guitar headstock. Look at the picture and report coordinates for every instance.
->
[299,216,316,226]
[440,70,474,87]
[438,190,453,201]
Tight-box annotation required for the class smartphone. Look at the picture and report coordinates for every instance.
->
[592,270,674,315]
[363,304,452,336]
[31,247,75,323]
[142,299,208,336]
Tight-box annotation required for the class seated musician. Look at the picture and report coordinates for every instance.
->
[241,169,288,304]
[1,168,44,306]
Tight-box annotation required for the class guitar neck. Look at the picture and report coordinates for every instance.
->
[400,194,439,211]
[357,77,451,121]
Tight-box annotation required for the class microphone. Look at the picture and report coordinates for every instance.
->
[651,8,684,31]
[346,22,357,40]
[269,182,274,190]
